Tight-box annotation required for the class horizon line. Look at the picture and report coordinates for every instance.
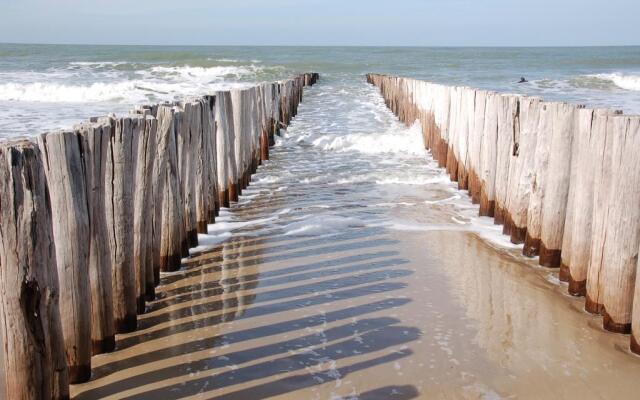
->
[1,42,639,48]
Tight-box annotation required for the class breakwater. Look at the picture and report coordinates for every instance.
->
[0,72,318,400]
[367,73,640,355]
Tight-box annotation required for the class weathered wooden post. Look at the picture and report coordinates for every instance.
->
[506,96,539,244]
[192,98,211,232]
[216,91,239,206]
[144,115,158,299]
[567,109,611,295]
[202,95,219,220]
[435,84,451,169]
[0,140,70,399]
[249,86,262,177]
[445,87,461,182]
[493,95,517,225]
[105,116,138,333]
[586,110,617,314]
[132,114,157,312]
[538,103,575,267]
[259,85,271,162]
[76,121,116,353]
[599,115,640,333]
[468,89,486,204]
[478,92,499,216]
[559,105,585,281]
[154,106,187,273]
[523,102,553,256]
[177,102,199,248]
[231,88,249,194]
[38,130,92,383]
[456,88,473,190]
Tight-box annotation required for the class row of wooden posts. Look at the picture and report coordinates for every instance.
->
[367,73,640,355]
[0,72,319,400]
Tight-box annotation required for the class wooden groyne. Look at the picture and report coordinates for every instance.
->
[367,73,640,355]
[0,72,318,399]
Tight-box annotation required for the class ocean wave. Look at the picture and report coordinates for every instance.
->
[0,64,261,103]
[0,81,142,102]
[586,73,640,91]
[292,121,426,156]
[148,65,261,80]
[0,79,247,103]
[68,61,128,67]
[531,72,640,93]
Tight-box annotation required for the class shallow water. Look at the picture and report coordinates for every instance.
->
[70,76,640,400]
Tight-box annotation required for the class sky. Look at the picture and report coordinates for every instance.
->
[0,0,638,47]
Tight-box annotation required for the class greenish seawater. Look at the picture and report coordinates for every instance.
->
[0,44,639,137]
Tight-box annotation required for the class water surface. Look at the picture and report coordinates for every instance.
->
[1,45,639,137]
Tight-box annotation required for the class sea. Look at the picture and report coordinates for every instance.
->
[0,44,639,138]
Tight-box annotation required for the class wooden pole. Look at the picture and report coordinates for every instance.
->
[105,117,138,333]
[506,96,540,244]
[38,130,92,383]
[478,92,499,217]
[493,95,517,226]
[538,103,575,267]
[445,87,461,182]
[131,114,157,312]
[600,115,640,333]
[231,89,248,194]
[523,102,554,257]
[192,99,211,232]
[76,121,116,354]
[0,140,70,399]
[559,105,585,281]
[586,109,618,314]
[155,106,187,273]
[501,96,522,238]
[567,109,612,296]
[259,85,271,162]
[177,102,199,248]
[468,89,486,204]
[456,88,473,190]
[202,95,219,220]
[216,91,239,206]
[143,116,158,300]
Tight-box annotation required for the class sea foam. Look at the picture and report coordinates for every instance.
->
[589,72,640,91]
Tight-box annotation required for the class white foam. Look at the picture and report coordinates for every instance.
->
[0,64,259,104]
[187,210,285,254]
[282,214,364,236]
[588,72,640,91]
[299,121,426,157]
[148,65,259,80]
[0,81,142,103]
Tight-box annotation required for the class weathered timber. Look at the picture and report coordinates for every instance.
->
[155,106,186,273]
[599,116,640,333]
[105,116,138,333]
[38,130,92,383]
[0,140,70,399]
[76,121,115,354]
[538,103,575,267]
[216,91,238,206]
[132,115,157,311]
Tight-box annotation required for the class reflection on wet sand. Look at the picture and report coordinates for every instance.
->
[70,78,640,399]
[72,228,418,399]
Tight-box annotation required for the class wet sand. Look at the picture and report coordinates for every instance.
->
[71,77,640,399]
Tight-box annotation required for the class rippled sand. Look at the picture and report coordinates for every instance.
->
[71,76,640,399]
